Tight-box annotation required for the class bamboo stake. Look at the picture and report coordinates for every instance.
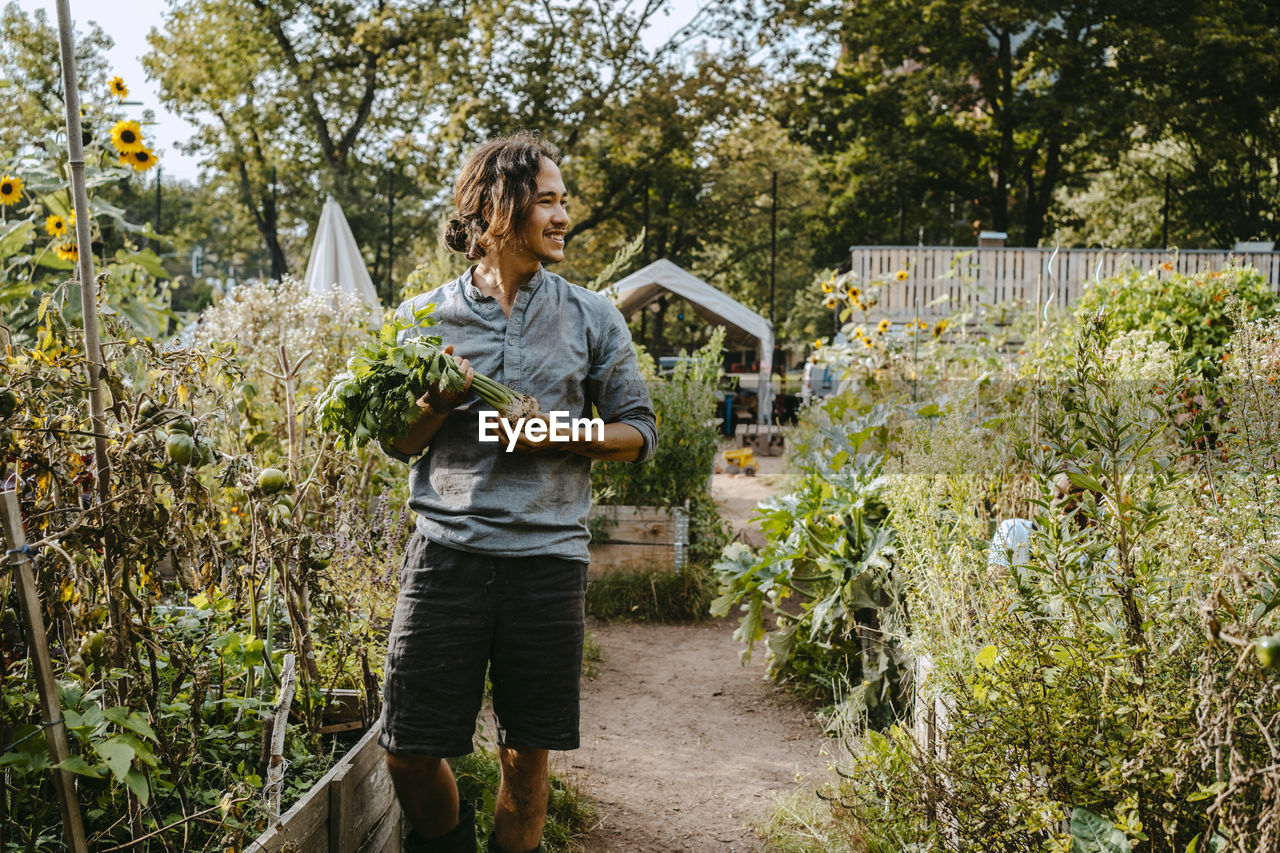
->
[1,491,89,853]
[266,653,297,821]
[54,1,109,502]
[54,0,118,638]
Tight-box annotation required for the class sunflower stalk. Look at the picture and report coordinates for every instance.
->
[315,302,539,450]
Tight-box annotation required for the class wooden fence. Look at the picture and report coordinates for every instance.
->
[848,246,1280,321]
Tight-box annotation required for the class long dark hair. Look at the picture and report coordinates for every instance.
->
[443,132,561,260]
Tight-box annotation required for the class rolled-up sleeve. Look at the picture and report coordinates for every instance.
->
[589,305,658,463]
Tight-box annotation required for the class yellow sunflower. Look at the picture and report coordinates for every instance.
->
[895,269,909,282]
[853,325,867,339]
[847,286,861,301]
[109,76,129,98]
[917,318,928,329]
[862,337,874,348]
[811,339,824,349]
[121,147,158,173]
[110,119,146,154]
[877,318,891,334]
[0,174,23,206]
[933,319,948,338]
[823,294,838,309]
[56,242,78,262]
[821,279,835,294]
[45,214,67,237]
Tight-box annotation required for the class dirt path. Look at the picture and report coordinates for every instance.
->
[559,451,828,851]
[561,620,829,852]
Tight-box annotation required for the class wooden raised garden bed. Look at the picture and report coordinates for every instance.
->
[588,505,688,576]
[247,722,401,853]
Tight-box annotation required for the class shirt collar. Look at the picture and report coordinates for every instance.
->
[461,265,546,303]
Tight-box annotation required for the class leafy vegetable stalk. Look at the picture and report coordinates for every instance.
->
[315,303,538,449]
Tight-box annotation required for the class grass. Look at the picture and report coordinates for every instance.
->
[453,749,597,851]
[584,561,715,622]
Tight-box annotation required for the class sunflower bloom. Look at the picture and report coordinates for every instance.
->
[917,318,928,329]
[0,174,23,206]
[109,76,129,98]
[45,214,67,237]
[56,242,78,262]
[933,319,948,338]
[821,279,834,294]
[812,339,824,349]
[877,318,891,334]
[853,325,866,339]
[122,148,158,172]
[110,119,146,154]
[847,286,861,300]
[863,337,874,348]
[823,294,838,309]
[895,269,909,282]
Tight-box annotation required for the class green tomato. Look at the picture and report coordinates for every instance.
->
[165,433,195,466]
[0,387,20,419]
[257,467,289,494]
[1256,635,1280,671]
[168,416,195,435]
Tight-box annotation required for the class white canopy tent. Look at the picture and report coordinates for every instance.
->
[606,259,774,424]
[302,195,380,309]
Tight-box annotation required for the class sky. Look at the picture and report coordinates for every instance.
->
[21,0,707,184]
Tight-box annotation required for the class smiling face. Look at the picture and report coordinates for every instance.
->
[512,157,570,265]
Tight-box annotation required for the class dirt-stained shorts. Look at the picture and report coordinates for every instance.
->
[378,533,589,757]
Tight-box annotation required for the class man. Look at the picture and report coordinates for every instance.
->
[379,133,657,853]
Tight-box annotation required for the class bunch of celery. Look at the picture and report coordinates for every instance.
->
[315,303,537,450]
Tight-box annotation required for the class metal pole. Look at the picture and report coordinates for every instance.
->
[55,0,109,507]
[270,167,280,280]
[769,170,777,334]
[386,164,395,305]
[154,165,162,235]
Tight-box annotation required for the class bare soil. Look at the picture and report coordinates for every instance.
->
[560,452,829,851]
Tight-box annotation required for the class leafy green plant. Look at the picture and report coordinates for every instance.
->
[1066,265,1276,374]
[712,394,908,719]
[315,303,535,450]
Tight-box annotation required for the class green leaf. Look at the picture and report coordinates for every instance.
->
[0,219,34,257]
[103,707,158,742]
[94,736,136,782]
[124,768,151,806]
[113,247,169,278]
[56,754,108,779]
[1069,807,1131,853]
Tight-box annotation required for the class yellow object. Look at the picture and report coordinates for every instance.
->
[722,448,758,474]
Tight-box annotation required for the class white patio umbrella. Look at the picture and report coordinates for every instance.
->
[302,195,381,309]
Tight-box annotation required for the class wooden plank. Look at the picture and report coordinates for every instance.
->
[328,765,354,853]
[588,543,677,577]
[348,755,400,844]
[247,723,389,853]
[0,491,89,853]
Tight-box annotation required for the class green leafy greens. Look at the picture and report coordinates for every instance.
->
[315,303,537,450]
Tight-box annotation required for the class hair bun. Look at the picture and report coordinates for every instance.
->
[443,216,470,253]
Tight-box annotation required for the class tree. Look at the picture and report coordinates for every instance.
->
[778,0,1146,250]
[145,0,470,286]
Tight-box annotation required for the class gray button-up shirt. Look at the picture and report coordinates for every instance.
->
[383,266,657,561]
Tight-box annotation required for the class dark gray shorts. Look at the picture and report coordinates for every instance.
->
[378,533,589,758]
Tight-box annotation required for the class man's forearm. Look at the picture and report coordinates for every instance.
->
[392,407,450,457]
[563,422,645,462]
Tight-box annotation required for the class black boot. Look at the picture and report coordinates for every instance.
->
[403,800,477,853]
[485,832,541,853]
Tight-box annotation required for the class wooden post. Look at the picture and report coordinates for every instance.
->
[267,653,297,821]
[0,491,89,853]
[328,764,354,853]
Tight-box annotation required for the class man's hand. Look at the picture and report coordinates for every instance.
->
[417,344,474,415]
[508,406,553,454]
[392,344,473,457]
